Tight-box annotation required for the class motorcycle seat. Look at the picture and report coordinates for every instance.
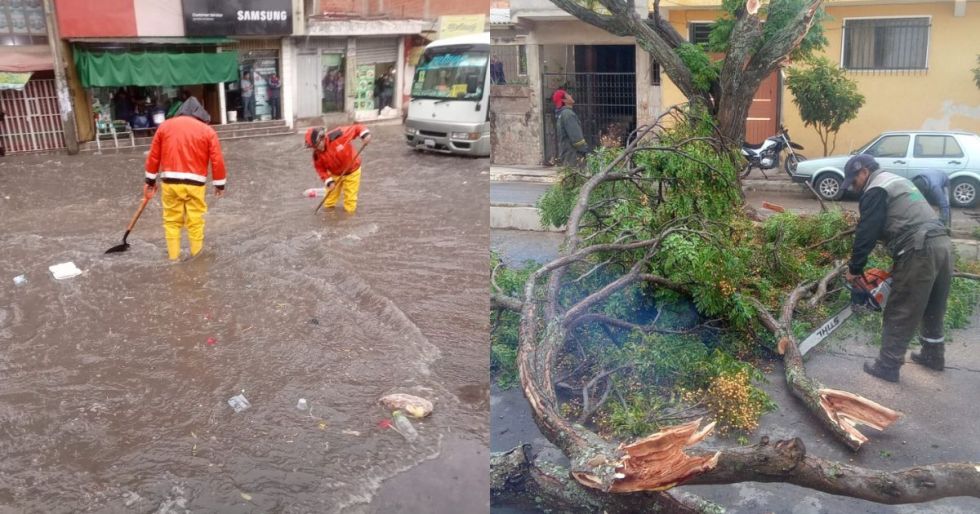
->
[742,141,765,150]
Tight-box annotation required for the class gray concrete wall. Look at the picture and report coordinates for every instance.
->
[490,84,542,166]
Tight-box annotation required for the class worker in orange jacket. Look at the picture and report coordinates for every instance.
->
[142,97,227,260]
[305,124,371,213]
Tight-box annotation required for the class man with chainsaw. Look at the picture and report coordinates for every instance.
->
[143,96,226,261]
[842,154,952,382]
[305,125,371,214]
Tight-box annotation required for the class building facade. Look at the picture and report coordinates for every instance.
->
[659,0,980,156]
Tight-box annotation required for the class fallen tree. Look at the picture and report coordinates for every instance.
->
[490,109,980,509]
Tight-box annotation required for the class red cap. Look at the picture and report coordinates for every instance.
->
[552,89,566,109]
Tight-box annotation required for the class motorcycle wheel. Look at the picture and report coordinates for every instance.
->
[784,153,806,175]
[739,162,754,179]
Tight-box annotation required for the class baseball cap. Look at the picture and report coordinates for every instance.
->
[841,154,879,190]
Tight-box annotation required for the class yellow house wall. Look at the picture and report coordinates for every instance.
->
[662,3,980,155]
[785,3,980,156]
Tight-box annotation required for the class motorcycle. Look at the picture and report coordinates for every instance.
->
[740,127,806,179]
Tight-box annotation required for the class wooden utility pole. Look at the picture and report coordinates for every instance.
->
[43,0,79,154]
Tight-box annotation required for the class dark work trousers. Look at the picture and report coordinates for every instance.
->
[879,235,953,367]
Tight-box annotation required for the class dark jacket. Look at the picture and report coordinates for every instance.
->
[556,106,589,167]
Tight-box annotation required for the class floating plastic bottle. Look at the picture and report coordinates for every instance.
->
[13,274,27,286]
[303,188,325,198]
[296,398,308,411]
[391,410,418,442]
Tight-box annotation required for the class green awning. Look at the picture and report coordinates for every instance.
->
[74,50,239,87]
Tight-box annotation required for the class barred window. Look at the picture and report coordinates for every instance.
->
[842,17,930,71]
[490,44,528,85]
[688,23,713,45]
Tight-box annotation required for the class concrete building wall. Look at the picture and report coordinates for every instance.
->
[490,43,543,165]
[317,0,488,18]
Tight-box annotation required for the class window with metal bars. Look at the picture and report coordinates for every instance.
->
[688,22,713,45]
[842,17,930,72]
[0,0,48,46]
[490,44,529,85]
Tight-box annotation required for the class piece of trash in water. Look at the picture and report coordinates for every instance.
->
[378,419,393,430]
[308,318,320,325]
[240,492,252,501]
[379,393,433,418]
[391,411,419,442]
[296,398,308,411]
[303,187,326,198]
[228,394,251,413]
[13,274,27,286]
[342,429,360,436]
[123,491,142,507]
[49,261,82,280]
[318,421,327,430]
[206,337,217,346]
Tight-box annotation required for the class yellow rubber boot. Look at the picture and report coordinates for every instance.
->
[166,238,181,261]
[190,239,203,256]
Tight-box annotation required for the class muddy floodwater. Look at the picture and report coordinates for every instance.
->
[0,125,490,513]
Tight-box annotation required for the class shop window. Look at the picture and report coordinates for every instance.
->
[0,0,48,46]
[321,53,346,113]
[842,17,930,71]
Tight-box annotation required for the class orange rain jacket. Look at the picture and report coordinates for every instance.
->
[312,124,370,181]
[145,116,227,188]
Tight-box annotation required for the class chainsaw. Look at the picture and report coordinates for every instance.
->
[798,268,892,356]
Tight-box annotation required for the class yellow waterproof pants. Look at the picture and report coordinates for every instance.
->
[161,182,207,260]
[323,167,361,213]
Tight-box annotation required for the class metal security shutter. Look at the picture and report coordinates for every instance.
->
[356,37,398,64]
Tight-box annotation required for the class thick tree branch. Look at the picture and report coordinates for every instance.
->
[492,293,524,312]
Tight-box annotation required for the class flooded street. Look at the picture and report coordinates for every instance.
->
[0,125,489,513]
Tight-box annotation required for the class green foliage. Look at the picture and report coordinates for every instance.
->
[973,55,980,89]
[786,57,865,156]
[711,0,828,61]
[676,43,720,93]
[490,252,539,388]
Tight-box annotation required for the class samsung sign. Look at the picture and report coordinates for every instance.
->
[183,0,293,36]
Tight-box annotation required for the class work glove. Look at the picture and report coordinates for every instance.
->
[143,183,157,199]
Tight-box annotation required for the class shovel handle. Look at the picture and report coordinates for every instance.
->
[127,195,151,233]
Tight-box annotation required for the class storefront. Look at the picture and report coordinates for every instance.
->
[70,39,238,136]
[353,37,399,118]
[294,38,347,119]
[223,39,284,122]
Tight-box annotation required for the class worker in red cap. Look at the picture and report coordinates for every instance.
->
[552,89,590,167]
[305,124,371,213]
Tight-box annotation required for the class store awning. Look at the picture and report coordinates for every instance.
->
[74,50,240,87]
[0,45,54,72]
[69,37,235,45]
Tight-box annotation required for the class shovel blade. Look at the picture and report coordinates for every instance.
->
[105,243,130,254]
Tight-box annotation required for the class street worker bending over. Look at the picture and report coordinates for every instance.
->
[911,169,951,228]
[842,154,952,383]
[305,124,372,213]
[142,97,226,261]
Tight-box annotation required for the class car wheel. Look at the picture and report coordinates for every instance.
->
[784,153,806,175]
[813,172,844,201]
[951,177,979,208]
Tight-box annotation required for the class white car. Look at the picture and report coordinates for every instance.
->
[792,131,980,208]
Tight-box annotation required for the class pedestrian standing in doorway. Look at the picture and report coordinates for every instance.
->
[143,97,227,261]
[911,169,952,228]
[376,69,395,115]
[268,73,282,120]
[553,89,590,167]
[241,71,255,122]
[841,154,952,382]
[305,124,371,214]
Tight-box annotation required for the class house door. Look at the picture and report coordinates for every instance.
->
[296,52,320,118]
[745,71,780,145]
[0,75,65,153]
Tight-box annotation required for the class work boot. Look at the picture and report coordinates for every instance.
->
[863,360,899,383]
[911,343,945,371]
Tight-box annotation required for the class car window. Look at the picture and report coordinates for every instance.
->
[913,135,964,158]
[865,135,910,158]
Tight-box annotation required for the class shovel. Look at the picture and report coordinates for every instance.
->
[105,195,151,254]
[314,142,367,214]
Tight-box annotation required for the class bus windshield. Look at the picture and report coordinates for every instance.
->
[411,45,488,101]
